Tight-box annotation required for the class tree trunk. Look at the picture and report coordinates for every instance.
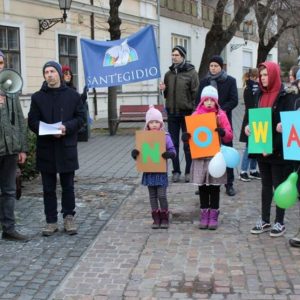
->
[256,43,271,66]
[108,0,122,136]
[108,86,118,135]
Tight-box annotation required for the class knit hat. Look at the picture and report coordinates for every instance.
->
[62,65,71,73]
[200,86,218,103]
[145,105,164,130]
[209,55,223,68]
[296,69,300,81]
[172,45,186,58]
[0,50,4,58]
[43,61,63,78]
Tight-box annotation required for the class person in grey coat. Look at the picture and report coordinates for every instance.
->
[0,50,29,241]
[28,61,84,236]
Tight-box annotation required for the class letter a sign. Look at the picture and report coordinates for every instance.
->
[135,130,166,172]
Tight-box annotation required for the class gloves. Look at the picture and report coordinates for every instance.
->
[131,149,140,160]
[181,132,191,143]
[215,127,225,137]
[162,151,175,159]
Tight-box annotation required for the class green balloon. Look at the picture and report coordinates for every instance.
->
[274,172,299,209]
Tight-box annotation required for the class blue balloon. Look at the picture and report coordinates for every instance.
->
[220,145,240,168]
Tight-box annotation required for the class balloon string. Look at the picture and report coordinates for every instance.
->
[296,165,300,173]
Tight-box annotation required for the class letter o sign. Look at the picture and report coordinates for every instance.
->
[193,127,212,147]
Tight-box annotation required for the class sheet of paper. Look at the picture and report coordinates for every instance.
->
[39,121,62,135]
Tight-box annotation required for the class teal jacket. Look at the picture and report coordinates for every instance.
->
[0,94,28,156]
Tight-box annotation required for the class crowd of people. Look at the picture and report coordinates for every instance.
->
[0,46,299,249]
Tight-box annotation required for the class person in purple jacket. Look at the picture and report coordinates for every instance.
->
[131,106,176,229]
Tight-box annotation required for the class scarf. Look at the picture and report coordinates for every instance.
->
[206,69,228,89]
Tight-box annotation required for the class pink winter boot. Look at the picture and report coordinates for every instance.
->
[151,210,160,229]
[208,209,219,230]
[199,209,210,229]
[160,210,169,229]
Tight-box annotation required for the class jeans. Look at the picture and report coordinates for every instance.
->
[0,154,17,232]
[167,114,191,175]
[258,160,293,224]
[223,140,234,187]
[241,146,257,172]
[41,171,75,223]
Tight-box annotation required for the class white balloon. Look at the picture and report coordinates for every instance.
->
[208,152,226,178]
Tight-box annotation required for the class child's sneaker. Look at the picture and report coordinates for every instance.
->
[270,222,286,237]
[250,219,271,234]
[249,171,261,179]
[239,172,251,182]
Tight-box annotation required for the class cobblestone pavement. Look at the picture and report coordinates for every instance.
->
[2,103,300,299]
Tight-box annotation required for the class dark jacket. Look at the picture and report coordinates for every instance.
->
[0,93,28,156]
[196,74,238,123]
[163,62,199,115]
[239,79,259,143]
[28,82,84,173]
[247,86,295,164]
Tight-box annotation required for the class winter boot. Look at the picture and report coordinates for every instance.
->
[151,210,160,229]
[160,210,169,229]
[199,209,210,229]
[208,209,219,230]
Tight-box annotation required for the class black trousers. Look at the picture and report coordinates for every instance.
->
[167,114,191,175]
[41,171,75,223]
[223,140,234,187]
[258,161,293,224]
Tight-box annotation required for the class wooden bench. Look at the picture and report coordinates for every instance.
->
[116,104,167,131]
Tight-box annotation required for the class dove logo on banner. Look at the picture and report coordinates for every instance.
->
[103,39,138,67]
[81,25,160,88]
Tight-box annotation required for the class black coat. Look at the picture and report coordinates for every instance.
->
[239,80,258,143]
[195,74,238,123]
[28,82,85,173]
[247,86,295,164]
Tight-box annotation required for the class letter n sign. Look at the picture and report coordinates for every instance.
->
[185,112,220,159]
[135,130,166,172]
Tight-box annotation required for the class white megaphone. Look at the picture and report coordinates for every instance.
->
[0,69,23,95]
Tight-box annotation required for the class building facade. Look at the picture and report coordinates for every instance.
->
[0,0,277,119]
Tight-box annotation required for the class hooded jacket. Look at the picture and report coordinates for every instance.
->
[247,62,295,163]
[28,82,84,173]
[163,62,199,114]
[193,94,233,144]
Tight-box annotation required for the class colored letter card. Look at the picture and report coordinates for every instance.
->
[280,111,300,161]
[135,130,166,172]
[248,108,272,154]
[185,112,220,159]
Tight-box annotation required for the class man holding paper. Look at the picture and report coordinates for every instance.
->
[28,61,84,236]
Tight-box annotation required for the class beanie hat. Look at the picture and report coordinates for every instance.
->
[145,105,164,130]
[43,61,63,78]
[200,86,218,103]
[209,55,223,68]
[0,50,4,58]
[62,65,72,73]
[296,69,300,81]
[172,45,186,58]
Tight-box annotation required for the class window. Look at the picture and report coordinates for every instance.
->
[171,35,189,59]
[0,26,21,73]
[58,35,78,88]
[242,50,252,74]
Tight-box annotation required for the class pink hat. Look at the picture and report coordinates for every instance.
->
[145,105,164,130]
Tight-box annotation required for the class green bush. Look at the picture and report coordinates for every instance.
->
[20,130,39,181]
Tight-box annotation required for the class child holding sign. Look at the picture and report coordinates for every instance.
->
[131,106,176,229]
[182,86,233,229]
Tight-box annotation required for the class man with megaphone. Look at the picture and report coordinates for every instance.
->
[0,50,29,242]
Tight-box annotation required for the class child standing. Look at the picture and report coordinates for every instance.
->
[131,105,176,229]
[182,86,233,230]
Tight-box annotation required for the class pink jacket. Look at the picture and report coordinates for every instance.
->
[193,99,233,144]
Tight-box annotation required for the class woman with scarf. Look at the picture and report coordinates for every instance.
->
[196,55,238,197]
[245,61,295,237]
